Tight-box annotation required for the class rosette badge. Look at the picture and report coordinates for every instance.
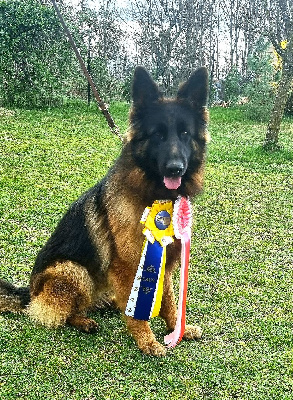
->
[164,196,193,348]
[141,200,174,246]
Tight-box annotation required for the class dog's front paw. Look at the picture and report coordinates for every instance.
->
[140,340,167,357]
[183,324,202,340]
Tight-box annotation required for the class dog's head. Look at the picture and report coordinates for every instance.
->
[127,67,209,198]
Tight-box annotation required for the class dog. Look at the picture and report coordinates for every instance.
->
[0,66,209,356]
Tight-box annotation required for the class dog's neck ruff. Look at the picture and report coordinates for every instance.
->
[125,197,192,349]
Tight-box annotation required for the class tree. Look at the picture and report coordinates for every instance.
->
[129,0,218,95]
[243,38,276,121]
[264,0,293,148]
[72,0,128,102]
[227,0,293,147]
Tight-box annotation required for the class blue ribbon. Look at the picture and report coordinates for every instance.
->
[132,240,163,321]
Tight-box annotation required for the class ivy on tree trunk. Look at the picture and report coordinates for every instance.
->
[265,21,293,149]
[265,69,292,148]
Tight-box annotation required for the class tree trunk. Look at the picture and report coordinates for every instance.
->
[265,71,292,148]
[265,32,293,149]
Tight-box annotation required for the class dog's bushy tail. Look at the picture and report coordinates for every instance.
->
[0,279,30,312]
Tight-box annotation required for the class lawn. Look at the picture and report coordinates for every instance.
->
[0,103,292,399]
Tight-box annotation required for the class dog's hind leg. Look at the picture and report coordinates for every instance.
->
[27,261,98,332]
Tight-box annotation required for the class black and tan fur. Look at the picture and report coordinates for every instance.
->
[0,67,209,356]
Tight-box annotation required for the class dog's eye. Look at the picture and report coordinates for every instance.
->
[151,130,165,140]
[150,123,167,140]
[180,130,190,138]
[155,131,164,138]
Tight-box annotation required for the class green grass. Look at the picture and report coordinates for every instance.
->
[0,103,293,399]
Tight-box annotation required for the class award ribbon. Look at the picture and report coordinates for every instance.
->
[125,196,193,350]
[164,196,192,348]
[125,200,174,321]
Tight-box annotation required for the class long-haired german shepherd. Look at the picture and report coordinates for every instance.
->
[0,67,209,356]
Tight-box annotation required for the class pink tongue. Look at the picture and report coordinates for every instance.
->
[164,176,182,190]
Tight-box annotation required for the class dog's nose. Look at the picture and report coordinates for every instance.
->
[165,160,185,177]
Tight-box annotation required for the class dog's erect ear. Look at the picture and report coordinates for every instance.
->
[177,67,209,107]
[132,66,161,105]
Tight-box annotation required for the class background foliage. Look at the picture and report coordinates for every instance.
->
[242,38,277,121]
[0,0,81,107]
[0,0,292,115]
